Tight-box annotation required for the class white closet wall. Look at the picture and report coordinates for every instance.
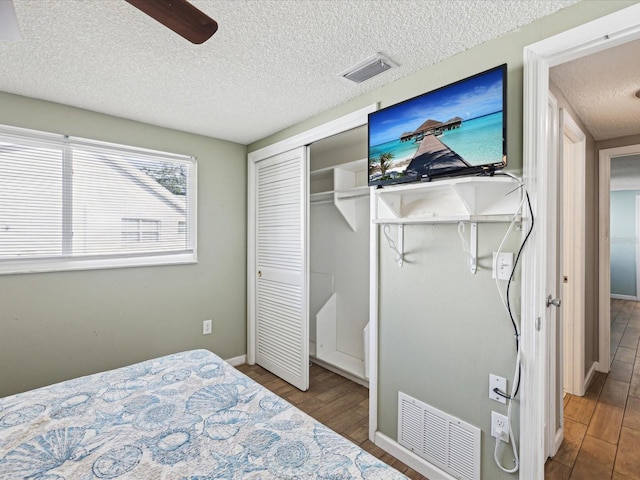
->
[310,197,370,360]
[309,127,370,382]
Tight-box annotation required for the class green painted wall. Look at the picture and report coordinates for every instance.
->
[248,2,638,478]
[0,92,248,397]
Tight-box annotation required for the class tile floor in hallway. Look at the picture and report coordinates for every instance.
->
[545,298,640,480]
[235,362,429,480]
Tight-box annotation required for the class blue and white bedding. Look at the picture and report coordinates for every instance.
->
[0,349,407,479]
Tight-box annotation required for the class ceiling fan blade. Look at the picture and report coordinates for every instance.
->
[0,0,22,41]
[125,0,218,44]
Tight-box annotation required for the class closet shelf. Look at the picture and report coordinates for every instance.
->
[310,158,370,231]
[310,185,370,204]
[373,214,518,224]
[310,191,334,204]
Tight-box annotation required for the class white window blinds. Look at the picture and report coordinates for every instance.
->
[0,125,196,274]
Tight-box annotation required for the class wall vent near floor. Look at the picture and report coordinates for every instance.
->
[398,392,480,480]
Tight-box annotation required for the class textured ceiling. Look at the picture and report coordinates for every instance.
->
[1,0,580,145]
[550,38,640,141]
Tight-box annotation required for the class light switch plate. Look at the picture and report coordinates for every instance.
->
[490,374,507,404]
[492,252,514,281]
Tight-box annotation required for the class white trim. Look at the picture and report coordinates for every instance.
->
[247,143,257,365]
[610,294,638,301]
[598,148,612,374]
[561,109,587,396]
[374,432,456,480]
[0,252,197,275]
[552,427,564,461]
[369,190,379,441]
[521,45,551,480]
[545,91,561,459]
[523,5,640,478]
[635,192,640,302]
[583,361,597,394]
[225,354,247,367]
[599,145,640,372]
[248,104,377,163]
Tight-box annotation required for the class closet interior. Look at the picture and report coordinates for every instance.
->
[308,126,371,385]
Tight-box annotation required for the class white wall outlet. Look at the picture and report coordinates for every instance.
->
[492,252,514,281]
[489,374,507,404]
[491,411,510,443]
[202,319,212,335]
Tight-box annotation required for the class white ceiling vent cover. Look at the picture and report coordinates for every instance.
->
[398,392,480,480]
[340,53,396,84]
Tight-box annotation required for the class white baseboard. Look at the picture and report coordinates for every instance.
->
[225,354,247,366]
[610,294,638,301]
[582,361,597,394]
[310,357,369,388]
[374,431,456,480]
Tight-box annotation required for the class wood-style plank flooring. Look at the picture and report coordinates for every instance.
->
[545,298,640,479]
[235,362,429,479]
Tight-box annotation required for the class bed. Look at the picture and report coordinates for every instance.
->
[0,349,408,479]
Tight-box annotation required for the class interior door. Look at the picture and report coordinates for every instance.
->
[254,147,309,391]
[545,92,564,458]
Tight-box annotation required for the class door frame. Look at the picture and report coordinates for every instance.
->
[560,108,587,396]
[600,145,640,328]
[247,104,376,361]
[637,195,640,301]
[522,5,640,478]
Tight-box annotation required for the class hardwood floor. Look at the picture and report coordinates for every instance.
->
[235,362,429,480]
[545,299,640,479]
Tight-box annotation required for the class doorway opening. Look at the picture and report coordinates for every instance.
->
[522,4,640,478]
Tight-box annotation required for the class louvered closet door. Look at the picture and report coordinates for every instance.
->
[255,147,309,391]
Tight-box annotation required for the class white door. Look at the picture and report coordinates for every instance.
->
[254,147,309,391]
[560,109,586,397]
[545,93,564,458]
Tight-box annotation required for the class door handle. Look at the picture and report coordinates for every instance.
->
[546,295,561,308]
[257,270,262,278]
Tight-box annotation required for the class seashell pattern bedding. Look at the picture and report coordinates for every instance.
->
[0,349,408,479]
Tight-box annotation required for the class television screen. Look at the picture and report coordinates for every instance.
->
[368,64,506,186]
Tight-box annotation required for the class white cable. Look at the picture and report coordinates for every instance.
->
[382,224,402,263]
[494,346,521,473]
[492,174,526,474]
[494,177,526,323]
[457,221,472,268]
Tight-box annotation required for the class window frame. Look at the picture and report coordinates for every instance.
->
[0,124,197,275]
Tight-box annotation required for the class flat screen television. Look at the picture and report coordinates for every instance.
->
[368,64,507,186]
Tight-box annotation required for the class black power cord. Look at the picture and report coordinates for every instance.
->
[504,187,535,399]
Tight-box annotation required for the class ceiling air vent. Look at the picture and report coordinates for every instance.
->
[340,53,396,84]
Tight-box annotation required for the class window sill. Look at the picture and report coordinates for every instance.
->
[0,251,197,275]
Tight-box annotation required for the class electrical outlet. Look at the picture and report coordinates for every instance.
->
[491,411,509,443]
[202,319,212,335]
[489,374,507,404]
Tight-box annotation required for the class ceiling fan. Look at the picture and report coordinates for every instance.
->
[0,0,218,44]
[125,0,218,44]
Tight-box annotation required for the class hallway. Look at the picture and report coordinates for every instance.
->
[545,299,640,479]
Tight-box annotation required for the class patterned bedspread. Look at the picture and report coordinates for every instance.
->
[0,349,407,479]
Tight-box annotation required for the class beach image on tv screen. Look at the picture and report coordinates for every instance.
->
[368,65,505,184]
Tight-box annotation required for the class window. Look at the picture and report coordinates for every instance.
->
[0,125,197,274]
[122,219,160,244]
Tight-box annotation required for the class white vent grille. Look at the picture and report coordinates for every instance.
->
[340,53,395,84]
[398,392,480,480]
